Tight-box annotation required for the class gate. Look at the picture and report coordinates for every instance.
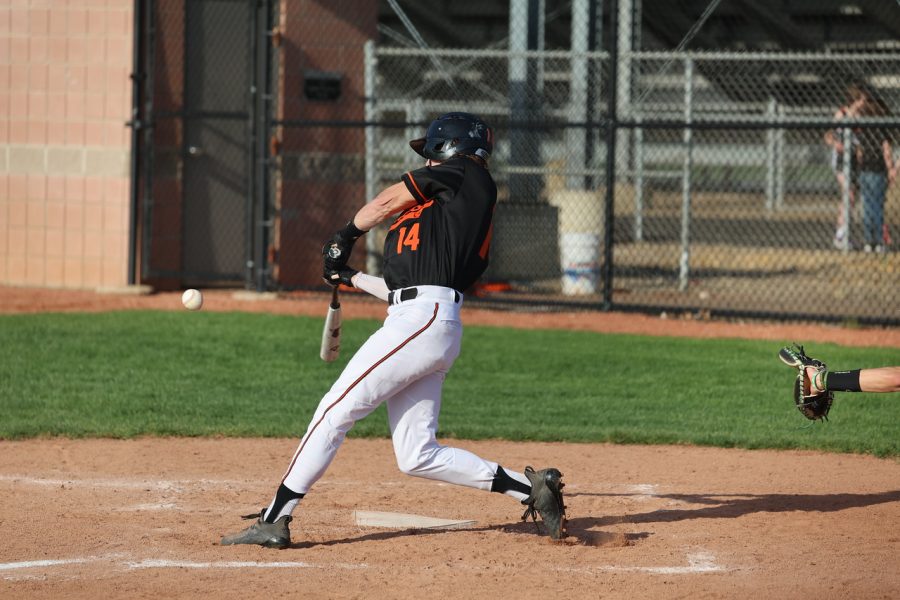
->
[137,0,272,287]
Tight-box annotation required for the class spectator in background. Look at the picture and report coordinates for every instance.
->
[824,82,864,250]
[855,87,895,253]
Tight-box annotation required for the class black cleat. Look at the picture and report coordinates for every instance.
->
[220,510,292,549]
[521,466,567,540]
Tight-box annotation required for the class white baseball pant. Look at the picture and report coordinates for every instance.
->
[280,286,507,496]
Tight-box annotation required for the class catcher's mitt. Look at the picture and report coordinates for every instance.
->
[778,345,834,421]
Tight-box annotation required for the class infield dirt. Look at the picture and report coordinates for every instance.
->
[1,285,898,599]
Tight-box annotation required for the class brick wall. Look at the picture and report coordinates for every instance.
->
[0,0,134,289]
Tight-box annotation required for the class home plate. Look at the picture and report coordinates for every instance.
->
[353,510,476,530]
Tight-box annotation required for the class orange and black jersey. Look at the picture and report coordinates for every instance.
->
[383,156,497,292]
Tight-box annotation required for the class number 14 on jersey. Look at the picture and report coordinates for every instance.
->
[396,223,421,254]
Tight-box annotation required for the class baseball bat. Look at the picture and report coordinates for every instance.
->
[320,286,342,362]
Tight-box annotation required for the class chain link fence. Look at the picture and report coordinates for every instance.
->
[137,1,900,324]
[364,46,900,323]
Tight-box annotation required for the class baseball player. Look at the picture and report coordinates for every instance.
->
[221,112,566,548]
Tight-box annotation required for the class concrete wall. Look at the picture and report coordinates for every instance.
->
[1,0,134,290]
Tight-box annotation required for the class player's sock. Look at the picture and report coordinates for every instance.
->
[263,483,305,523]
[491,466,531,501]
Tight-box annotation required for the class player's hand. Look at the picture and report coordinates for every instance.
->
[322,221,366,270]
[322,238,352,270]
[805,366,825,393]
[323,266,358,288]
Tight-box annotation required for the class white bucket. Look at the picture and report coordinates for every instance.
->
[560,232,600,295]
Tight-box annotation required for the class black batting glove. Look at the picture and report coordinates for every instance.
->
[322,220,367,271]
[323,266,358,288]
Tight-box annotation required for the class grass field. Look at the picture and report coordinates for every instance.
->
[1,310,898,456]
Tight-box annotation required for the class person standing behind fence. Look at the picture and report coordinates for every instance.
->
[823,83,864,250]
[855,88,895,253]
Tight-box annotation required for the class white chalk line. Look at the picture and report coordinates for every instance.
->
[0,557,97,571]
[2,551,724,577]
[0,474,408,491]
[116,502,179,511]
[127,559,369,570]
[1,475,660,499]
[0,474,245,491]
[627,483,659,500]
[0,554,125,572]
[557,552,725,575]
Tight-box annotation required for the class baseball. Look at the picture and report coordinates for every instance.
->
[181,288,203,311]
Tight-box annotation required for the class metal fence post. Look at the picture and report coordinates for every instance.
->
[364,40,380,276]
[765,97,776,211]
[678,56,693,292]
[567,0,590,189]
[775,102,785,210]
[602,0,619,310]
[127,0,144,285]
[634,120,644,241]
[140,0,156,282]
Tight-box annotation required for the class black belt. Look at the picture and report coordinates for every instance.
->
[387,287,460,305]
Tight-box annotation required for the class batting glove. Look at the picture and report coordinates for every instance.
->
[323,266,358,288]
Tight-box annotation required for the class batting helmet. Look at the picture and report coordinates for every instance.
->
[409,112,493,161]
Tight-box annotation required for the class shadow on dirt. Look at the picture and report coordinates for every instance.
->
[574,490,900,527]
[286,491,899,548]
[288,519,650,549]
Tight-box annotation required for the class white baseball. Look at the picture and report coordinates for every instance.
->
[181,288,203,311]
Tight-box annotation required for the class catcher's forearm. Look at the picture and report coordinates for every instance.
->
[858,367,900,393]
[820,367,900,393]
[350,272,389,302]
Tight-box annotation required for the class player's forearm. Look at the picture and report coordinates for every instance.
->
[353,182,417,231]
[859,367,900,393]
[350,272,390,302]
[817,367,900,393]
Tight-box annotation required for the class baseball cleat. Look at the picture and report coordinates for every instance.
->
[521,466,567,540]
[220,510,292,549]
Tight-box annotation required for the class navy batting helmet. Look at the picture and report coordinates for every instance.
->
[409,112,493,161]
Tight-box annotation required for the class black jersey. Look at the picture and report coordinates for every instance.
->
[383,156,497,292]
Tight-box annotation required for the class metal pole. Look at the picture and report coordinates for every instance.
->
[140,0,156,280]
[617,0,633,175]
[775,103,785,210]
[253,0,274,292]
[634,120,643,241]
[508,0,542,203]
[126,0,143,285]
[602,0,619,310]
[765,97,775,211]
[678,57,693,292]
[363,40,380,276]
[246,2,259,289]
[567,0,589,189]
